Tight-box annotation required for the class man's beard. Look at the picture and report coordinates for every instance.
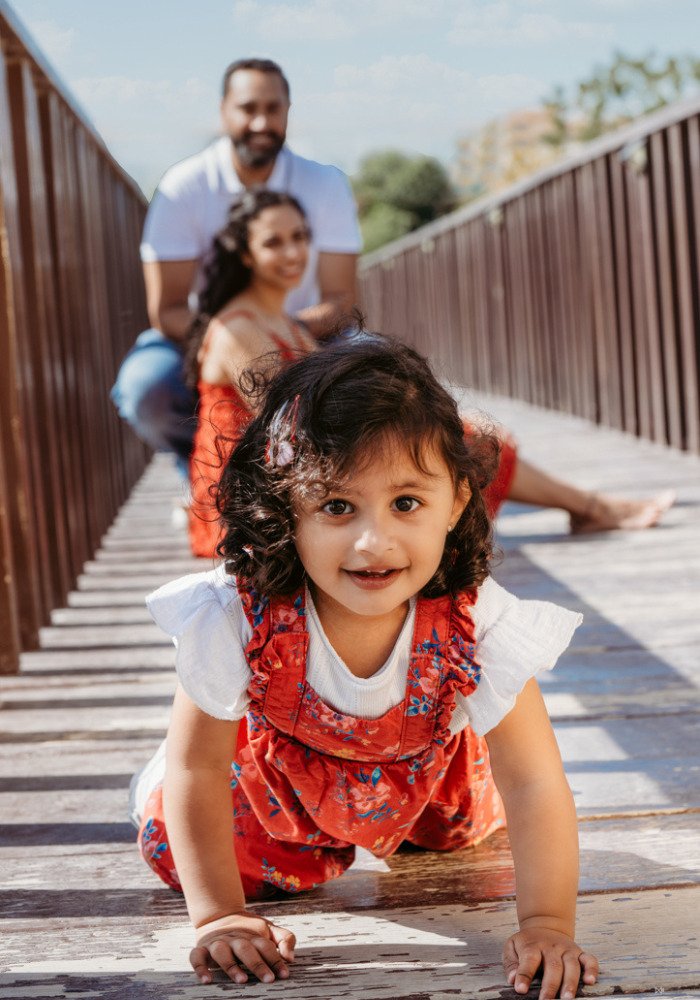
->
[232,131,285,168]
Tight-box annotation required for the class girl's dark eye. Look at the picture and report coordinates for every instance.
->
[323,499,352,516]
[394,496,419,513]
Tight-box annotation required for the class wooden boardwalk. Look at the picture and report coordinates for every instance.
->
[1,392,699,1000]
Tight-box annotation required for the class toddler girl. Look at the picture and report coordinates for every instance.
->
[132,334,599,998]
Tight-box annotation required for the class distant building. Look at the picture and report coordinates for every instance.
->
[453,107,579,201]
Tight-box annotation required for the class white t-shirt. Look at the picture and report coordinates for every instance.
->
[129,569,581,826]
[146,568,581,738]
[140,138,362,313]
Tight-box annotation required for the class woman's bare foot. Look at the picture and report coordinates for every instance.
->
[569,489,675,534]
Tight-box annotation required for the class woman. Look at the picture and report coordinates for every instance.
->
[185,191,673,558]
[185,190,316,556]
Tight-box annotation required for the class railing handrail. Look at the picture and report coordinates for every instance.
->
[361,91,700,268]
[0,0,145,200]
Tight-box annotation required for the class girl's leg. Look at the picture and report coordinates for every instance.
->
[508,456,675,533]
[138,783,355,899]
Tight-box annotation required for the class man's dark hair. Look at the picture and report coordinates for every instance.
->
[222,58,290,100]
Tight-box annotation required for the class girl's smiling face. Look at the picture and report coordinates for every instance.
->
[293,441,469,626]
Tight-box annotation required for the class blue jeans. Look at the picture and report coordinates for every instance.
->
[111,329,197,480]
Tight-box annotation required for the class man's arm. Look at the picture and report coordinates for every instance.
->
[143,258,199,342]
[295,251,358,339]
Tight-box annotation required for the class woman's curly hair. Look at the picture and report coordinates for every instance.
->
[183,189,309,387]
[215,334,500,598]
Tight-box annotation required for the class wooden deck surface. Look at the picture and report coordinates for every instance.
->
[1,391,699,999]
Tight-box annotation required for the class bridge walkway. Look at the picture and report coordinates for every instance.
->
[1,390,699,999]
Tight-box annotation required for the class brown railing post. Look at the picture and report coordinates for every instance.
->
[0,35,44,651]
[0,424,21,674]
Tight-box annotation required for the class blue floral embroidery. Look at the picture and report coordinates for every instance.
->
[407,694,432,716]
[267,788,282,817]
[416,627,443,655]
[141,818,168,858]
[141,818,158,843]
[261,859,301,892]
[248,592,268,628]
[230,759,242,789]
[355,766,383,787]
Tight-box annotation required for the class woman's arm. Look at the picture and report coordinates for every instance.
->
[485,678,599,999]
[163,685,295,984]
[295,251,358,338]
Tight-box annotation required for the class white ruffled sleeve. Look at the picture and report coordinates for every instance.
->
[146,566,253,721]
[451,577,582,737]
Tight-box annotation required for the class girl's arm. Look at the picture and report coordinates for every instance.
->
[163,684,296,985]
[485,678,599,1000]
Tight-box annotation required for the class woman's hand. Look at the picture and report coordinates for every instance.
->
[190,910,296,985]
[503,926,599,999]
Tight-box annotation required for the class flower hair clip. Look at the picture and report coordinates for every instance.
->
[265,394,301,468]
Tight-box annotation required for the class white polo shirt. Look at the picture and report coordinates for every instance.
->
[140,138,362,313]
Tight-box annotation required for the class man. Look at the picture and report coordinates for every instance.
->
[112,58,361,477]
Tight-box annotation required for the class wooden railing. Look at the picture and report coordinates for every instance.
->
[360,96,700,459]
[0,2,149,673]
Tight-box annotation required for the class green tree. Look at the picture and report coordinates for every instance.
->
[353,150,410,213]
[360,203,417,254]
[543,50,700,147]
[353,150,455,252]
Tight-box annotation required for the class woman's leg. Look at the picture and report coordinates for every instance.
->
[508,456,675,533]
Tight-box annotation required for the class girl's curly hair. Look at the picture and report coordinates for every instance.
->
[215,334,500,598]
[183,189,309,387]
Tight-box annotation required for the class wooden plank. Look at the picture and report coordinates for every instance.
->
[18,647,175,672]
[555,713,700,815]
[0,738,164,777]
[37,624,171,648]
[0,888,698,998]
[50,607,159,626]
[1,813,697,899]
[0,703,171,737]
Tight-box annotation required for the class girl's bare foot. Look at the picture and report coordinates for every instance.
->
[569,489,675,534]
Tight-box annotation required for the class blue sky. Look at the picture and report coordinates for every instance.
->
[7,0,700,195]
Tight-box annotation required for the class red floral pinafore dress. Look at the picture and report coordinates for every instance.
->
[139,582,505,898]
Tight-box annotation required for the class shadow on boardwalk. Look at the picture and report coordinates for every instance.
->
[1,391,699,999]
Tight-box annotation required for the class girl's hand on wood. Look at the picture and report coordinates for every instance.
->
[190,910,296,985]
[503,927,598,999]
